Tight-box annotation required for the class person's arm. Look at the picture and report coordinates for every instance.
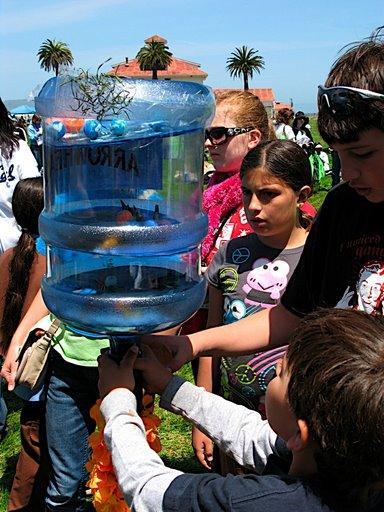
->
[99,349,187,512]
[190,303,299,358]
[101,387,184,512]
[1,289,49,390]
[99,350,282,512]
[0,251,11,348]
[20,254,46,318]
[101,382,280,512]
[142,245,302,370]
[192,354,215,469]
[160,376,279,471]
[133,347,281,470]
[205,284,224,330]
[141,303,300,371]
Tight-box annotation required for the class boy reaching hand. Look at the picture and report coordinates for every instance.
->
[98,308,384,512]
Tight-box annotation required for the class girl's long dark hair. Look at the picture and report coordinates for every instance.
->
[0,178,44,353]
[240,140,313,229]
[0,97,19,160]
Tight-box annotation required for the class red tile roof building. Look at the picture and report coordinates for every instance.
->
[109,35,208,83]
[144,35,167,44]
[109,36,291,115]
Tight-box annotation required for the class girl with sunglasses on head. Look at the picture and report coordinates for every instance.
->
[193,140,313,473]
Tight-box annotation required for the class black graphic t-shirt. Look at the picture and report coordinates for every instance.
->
[282,183,384,317]
[206,234,304,413]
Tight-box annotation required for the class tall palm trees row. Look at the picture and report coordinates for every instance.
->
[37,39,265,90]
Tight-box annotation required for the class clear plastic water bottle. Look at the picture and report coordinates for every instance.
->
[36,77,214,335]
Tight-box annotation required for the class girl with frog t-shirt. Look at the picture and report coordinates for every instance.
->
[193,140,313,474]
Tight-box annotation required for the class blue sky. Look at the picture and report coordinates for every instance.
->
[1,0,383,112]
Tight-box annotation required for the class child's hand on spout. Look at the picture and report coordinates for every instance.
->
[134,344,173,395]
[98,346,138,399]
[140,333,194,372]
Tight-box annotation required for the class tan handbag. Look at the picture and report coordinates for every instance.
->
[15,317,61,391]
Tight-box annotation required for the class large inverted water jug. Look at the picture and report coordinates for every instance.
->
[36,77,214,335]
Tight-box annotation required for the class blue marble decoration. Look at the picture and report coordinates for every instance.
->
[48,120,66,140]
[84,120,102,140]
[110,119,128,136]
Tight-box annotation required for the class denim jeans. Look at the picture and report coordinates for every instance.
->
[45,351,99,511]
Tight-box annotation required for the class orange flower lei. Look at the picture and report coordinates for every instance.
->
[87,394,161,511]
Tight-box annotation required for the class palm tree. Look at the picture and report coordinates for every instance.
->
[136,41,173,80]
[37,39,74,76]
[226,46,265,90]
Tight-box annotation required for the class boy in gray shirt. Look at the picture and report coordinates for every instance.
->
[98,308,384,512]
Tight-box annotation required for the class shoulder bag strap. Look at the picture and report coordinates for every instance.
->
[44,317,61,340]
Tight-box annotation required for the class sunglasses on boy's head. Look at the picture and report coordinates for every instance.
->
[318,85,384,117]
[205,126,254,146]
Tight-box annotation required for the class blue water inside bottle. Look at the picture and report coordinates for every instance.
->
[36,78,214,336]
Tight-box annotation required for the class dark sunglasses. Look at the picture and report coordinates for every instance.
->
[205,126,254,146]
[318,85,384,117]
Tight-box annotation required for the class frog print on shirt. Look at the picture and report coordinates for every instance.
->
[242,257,290,308]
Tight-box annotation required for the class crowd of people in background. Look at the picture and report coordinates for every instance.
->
[272,106,340,185]
[1,27,384,512]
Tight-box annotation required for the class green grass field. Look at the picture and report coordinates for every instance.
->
[0,120,330,508]
[0,392,24,511]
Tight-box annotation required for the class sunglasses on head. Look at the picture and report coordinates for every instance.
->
[205,126,254,146]
[318,85,384,117]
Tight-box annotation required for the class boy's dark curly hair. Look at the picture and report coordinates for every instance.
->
[287,308,384,510]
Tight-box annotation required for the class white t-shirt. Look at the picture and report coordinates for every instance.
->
[274,123,295,141]
[0,140,40,253]
[295,129,312,147]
